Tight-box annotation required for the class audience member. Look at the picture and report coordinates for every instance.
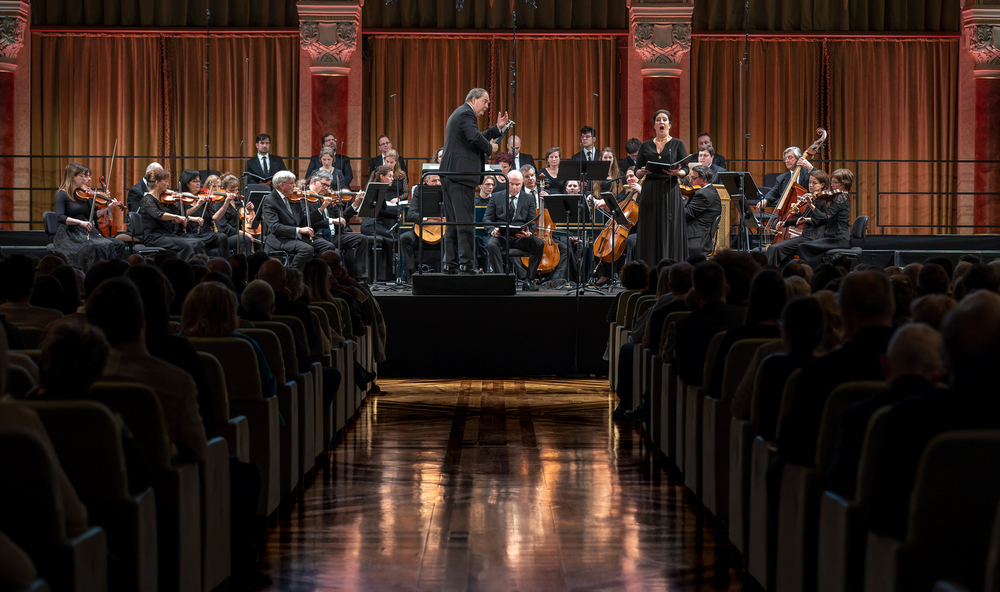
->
[910,293,957,330]
[28,275,66,313]
[646,263,693,355]
[49,265,82,315]
[0,255,64,328]
[160,257,194,316]
[712,249,760,306]
[785,276,811,299]
[917,262,950,296]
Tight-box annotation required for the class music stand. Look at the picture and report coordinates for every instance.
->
[415,184,445,278]
[242,183,271,249]
[719,171,760,251]
[356,182,391,289]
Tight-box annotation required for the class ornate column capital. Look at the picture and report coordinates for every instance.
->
[963,7,1000,78]
[629,3,693,77]
[297,0,362,76]
[0,1,29,73]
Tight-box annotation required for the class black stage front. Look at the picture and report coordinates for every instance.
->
[375,290,612,378]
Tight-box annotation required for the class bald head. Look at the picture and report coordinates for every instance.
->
[256,260,286,292]
[942,290,1000,388]
[883,323,945,383]
[507,170,523,194]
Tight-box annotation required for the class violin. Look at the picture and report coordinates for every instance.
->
[157,190,199,204]
[197,189,239,203]
[679,181,705,197]
[288,189,325,203]
[74,185,120,208]
[766,127,828,245]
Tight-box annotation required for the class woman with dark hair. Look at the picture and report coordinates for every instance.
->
[139,168,206,260]
[432,147,444,164]
[360,165,399,280]
[29,275,66,313]
[765,168,833,267]
[52,162,127,269]
[177,169,230,259]
[634,109,689,265]
[796,168,854,267]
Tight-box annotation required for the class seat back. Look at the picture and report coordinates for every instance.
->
[708,214,722,254]
[774,367,802,439]
[17,326,45,350]
[250,321,299,379]
[87,381,173,471]
[720,338,779,403]
[854,404,892,503]
[309,306,333,343]
[615,290,642,326]
[129,212,145,237]
[328,298,354,338]
[196,352,230,422]
[851,215,869,242]
[659,310,691,352]
[633,297,656,327]
[186,337,263,400]
[238,328,286,382]
[624,295,653,329]
[0,429,65,554]
[701,331,729,388]
[42,211,58,238]
[273,314,311,355]
[814,381,887,471]
[312,300,344,338]
[5,364,36,398]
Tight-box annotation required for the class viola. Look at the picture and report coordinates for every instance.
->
[679,181,705,197]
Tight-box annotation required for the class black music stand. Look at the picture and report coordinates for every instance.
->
[243,183,271,250]
[356,181,391,290]
[415,184,445,278]
[720,171,760,251]
[543,193,603,295]
[557,160,609,294]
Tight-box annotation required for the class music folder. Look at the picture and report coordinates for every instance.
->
[356,182,391,218]
[644,154,695,175]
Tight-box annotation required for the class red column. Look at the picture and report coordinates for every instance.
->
[974,77,1000,233]
[311,74,350,155]
[0,70,14,228]
[642,76,681,138]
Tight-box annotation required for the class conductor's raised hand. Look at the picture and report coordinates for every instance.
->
[497,111,509,129]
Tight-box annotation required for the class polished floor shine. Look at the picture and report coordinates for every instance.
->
[262,379,744,591]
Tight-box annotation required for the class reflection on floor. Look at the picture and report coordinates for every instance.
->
[262,379,744,591]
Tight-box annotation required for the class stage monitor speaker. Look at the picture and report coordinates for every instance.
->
[411,273,516,296]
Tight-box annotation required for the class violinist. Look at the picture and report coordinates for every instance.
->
[764,168,832,267]
[53,163,127,269]
[360,165,401,280]
[383,150,408,202]
[550,179,582,284]
[593,166,641,286]
[212,174,256,255]
[683,165,723,257]
[310,170,369,281]
[260,170,337,269]
[483,170,542,291]
[139,168,206,260]
[398,173,442,281]
[795,168,854,267]
[177,170,229,259]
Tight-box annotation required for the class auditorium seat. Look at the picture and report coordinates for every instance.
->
[703,338,779,521]
[933,498,1000,592]
[817,404,892,592]
[5,364,35,398]
[87,380,216,592]
[0,530,51,592]
[609,289,642,389]
[23,399,159,592]
[273,314,324,446]
[866,430,1000,591]
[16,326,45,350]
[196,352,250,463]
[684,330,727,495]
[238,328,300,496]
[187,337,280,516]
[656,311,689,464]
[728,355,768,557]
[0,430,108,592]
[775,380,886,592]
[748,367,801,590]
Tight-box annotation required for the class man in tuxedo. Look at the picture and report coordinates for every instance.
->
[695,147,727,183]
[399,173,442,281]
[571,126,598,162]
[245,133,287,183]
[620,138,640,173]
[260,170,337,269]
[127,162,162,212]
[368,135,408,176]
[756,146,813,212]
[305,133,354,187]
[684,166,723,256]
[696,132,728,169]
[440,88,506,273]
[310,170,369,281]
[511,135,534,173]
[483,170,542,291]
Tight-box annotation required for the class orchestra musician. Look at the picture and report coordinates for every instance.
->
[483,170,542,291]
[212,174,256,255]
[53,163,127,269]
[635,109,689,265]
[398,173,442,281]
[311,169,369,281]
[127,162,162,212]
[440,88,506,274]
[795,168,854,267]
[139,168,206,260]
[620,138,640,174]
[755,146,813,213]
[521,163,575,282]
[369,135,408,176]
[539,147,566,194]
[765,168,832,267]
[305,133,353,186]
[493,152,514,189]
[260,170,337,269]
[510,136,534,173]
[431,147,444,164]
[382,150,409,202]
[475,176,496,206]
[245,133,287,183]
[683,165,723,256]
[571,126,598,162]
[592,166,640,286]
[177,170,229,259]
[360,165,400,280]
[696,132,728,169]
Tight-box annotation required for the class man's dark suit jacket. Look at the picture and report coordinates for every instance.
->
[827,374,935,499]
[776,325,894,466]
[685,184,722,256]
[260,188,326,250]
[674,300,747,386]
[127,178,149,213]
[762,168,811,207]
[305,154,353,187]
[512,152,535,174]
[368,154,408,176]
[713,154,728,170]
[483,189,538,236]
[440,103,501,189]
[620,155,638,173]
[571,148,599,162]
[246,154,288,182]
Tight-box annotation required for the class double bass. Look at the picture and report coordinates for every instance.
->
[593,178,643,263]
[765,127,827,245]
[522,172,560,272]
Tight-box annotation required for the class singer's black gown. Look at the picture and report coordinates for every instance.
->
[635,137,688,265]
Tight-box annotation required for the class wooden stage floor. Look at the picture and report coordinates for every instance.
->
[261,379,744,591]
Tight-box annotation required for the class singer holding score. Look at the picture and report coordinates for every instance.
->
[439,88,508,274]
[634,109,689,264]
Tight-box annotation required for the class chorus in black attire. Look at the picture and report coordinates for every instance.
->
[796,168,854,267]
[635,110,689,265]
[52,163,127,269]
[138,168,206,260]
[305,134,353,187]
[245,134,287,183]
[539,147,566,195]
[177,170,229,259]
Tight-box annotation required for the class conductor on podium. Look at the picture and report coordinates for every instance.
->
[440,88,508,274]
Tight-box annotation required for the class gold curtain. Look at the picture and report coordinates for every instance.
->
[30,32,299,223]
[692,0,961,32]
[828,39,958,235]
[368,35,620,188]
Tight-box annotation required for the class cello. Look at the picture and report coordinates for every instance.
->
[592,176,643,263]
[522,171,560,272]
[765,127,827,245]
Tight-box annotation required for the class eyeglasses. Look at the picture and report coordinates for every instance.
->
[320,182,333,188]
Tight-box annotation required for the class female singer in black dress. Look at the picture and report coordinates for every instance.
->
[53,163,127,268]
[139,168,206,260]
[635,109,689,265]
